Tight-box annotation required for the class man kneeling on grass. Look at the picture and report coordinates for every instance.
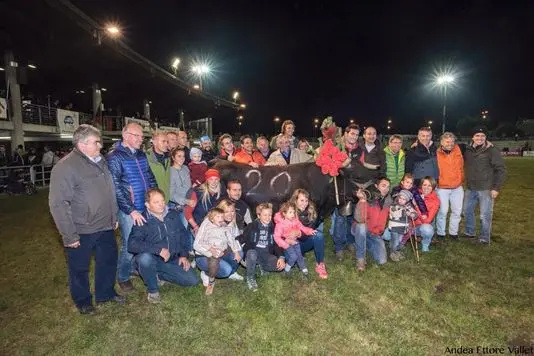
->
[128,188,199,304]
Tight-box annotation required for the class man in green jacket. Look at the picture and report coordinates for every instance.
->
[147,131,171,202]
[384,134,405,188]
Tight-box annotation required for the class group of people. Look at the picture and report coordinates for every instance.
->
[48,119,506,314]
[0,144,61,167]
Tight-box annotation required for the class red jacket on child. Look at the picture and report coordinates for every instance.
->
[188,161,208,186]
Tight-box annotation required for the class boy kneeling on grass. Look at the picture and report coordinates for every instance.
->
[128,188,199,304]
[194,208,243,296]
[240,203,286,291]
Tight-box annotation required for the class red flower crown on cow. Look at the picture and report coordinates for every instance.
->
[315,117,347,177]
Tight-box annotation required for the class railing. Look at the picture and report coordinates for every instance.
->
[0,164,50,189]
[22,104,58,126]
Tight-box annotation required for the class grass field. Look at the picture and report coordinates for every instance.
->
[1,158,533,355]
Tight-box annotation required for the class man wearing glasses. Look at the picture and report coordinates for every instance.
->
[49,125,124,314]
[107,122,157,294]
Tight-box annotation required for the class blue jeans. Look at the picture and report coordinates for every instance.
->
[299,222,325,263]
[351,223,387,264]
[118,211,135,283]
[196,250,242,278]
[390,230,403,252]
[463,189,494,242]
[415,224,435,251]
[436,186,464,236]
[331,209,354,252]
[65,230,118,308]
[176,210,194,252]
[135,253,199,293]
[285,244,306,271]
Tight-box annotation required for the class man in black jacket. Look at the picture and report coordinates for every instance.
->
[128,188,199,303]
[463,126,507,244]
[405,126,439,185]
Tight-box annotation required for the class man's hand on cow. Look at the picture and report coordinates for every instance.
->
[65,240,80,248]
[130,210,146,226]
[178,256,190,271]
[490,190,499,199]
[276,257,286,270]
[160,248,171,262]
[249,162,259,168]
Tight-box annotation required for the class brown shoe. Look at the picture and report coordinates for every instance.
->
[118,280,135,295]
[356,259,366,272]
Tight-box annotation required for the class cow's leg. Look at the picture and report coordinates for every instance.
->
[332,209,348,253]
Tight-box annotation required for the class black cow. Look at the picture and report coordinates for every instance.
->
[213,160,366,220]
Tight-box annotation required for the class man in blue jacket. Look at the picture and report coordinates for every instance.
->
[128,188,199,303]
[107,122,157,294]
[405,126,439,185]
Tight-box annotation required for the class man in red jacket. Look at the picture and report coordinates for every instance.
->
[350,177,392,272]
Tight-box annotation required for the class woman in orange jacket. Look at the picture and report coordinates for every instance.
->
[413,176,440,252]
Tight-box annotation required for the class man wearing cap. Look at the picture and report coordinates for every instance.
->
[199,135,217,163]
[147,131,171,202]
[462,126,506,244]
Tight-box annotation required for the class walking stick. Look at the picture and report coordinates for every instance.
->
[408,230,417,257]
[411,217,420,263]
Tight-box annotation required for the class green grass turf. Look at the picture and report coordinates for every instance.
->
[0,158,533,355]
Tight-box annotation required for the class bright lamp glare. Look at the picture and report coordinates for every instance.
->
[233,91,239,100]
[171,58,180,69]
[105,24,121,38]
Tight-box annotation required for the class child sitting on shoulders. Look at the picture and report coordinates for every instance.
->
[188,147,208,188]
[240,203,286,291]
[273,202,316,278]
[388,189,418,261]
[194,208,242,296]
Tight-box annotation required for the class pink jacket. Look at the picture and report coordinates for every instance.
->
[273,211,314,249]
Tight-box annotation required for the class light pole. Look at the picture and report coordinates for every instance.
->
[171,57,180,75]
[273,117,280,133]
[436,75,454,133]
[191,64,210,90]
[232,91,239,102]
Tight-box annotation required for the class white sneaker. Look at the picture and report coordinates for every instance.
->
[228,272,244,281]
[200,271,209,287]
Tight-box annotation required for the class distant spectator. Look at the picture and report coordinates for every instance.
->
[25,147,38,165]
[297,138,315,155]
[199,135,217,163]
[12,144,25,166]
[0,145,10,166]
[41,146,58,168]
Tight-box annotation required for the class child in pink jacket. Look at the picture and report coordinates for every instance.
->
[274,202,316,277]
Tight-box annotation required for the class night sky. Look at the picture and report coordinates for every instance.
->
[2,1,533,136]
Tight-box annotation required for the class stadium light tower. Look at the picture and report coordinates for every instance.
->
[191,64,211,90]
[436,74,455,133]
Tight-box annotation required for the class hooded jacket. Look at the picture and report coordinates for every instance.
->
[193,218,242,257]
[273,211,315,249]
[464,142,507,192]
